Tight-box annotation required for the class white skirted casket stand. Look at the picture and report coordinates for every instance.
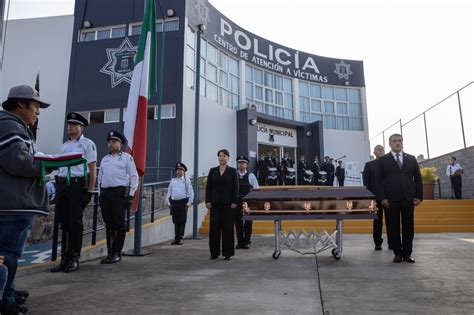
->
[242,186,377,260]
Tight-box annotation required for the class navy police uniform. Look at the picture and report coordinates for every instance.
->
[165,163,194,245]
[235,156,259,249]
[52,112,97,273]
[98,131,138,263]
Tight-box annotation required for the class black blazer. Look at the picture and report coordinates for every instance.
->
[362,159,378,195]
[205,166,239,205]
[375,152,423,202]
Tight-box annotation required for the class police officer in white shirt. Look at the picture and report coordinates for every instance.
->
[52,112,97,273]
[235,156,259,249]
[166,163,194,245]
[98,130,138,263]
[446,156,463,199]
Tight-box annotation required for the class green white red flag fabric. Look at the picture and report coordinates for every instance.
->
[123,0,157,177]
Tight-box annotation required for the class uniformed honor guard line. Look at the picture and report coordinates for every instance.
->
[51,179,171,261]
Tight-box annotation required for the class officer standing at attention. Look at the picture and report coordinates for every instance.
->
[257,153,267,186]
[51,112,97,273]
[235,156,259,249]
[165,162,194,245]
[311,155,321,185]
[336,161,346,186]
[98,131,138,264]
[297,155,309,185]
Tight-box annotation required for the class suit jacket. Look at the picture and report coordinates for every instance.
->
[205,166,239,205]
[362,159,378,195]
[375,152,423,202]
[297,160,308,176]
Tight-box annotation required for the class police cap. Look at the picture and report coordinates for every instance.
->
[236,155,249,163]
[107,130,126,143]
[175,162,187,172]
[67,112,89,126]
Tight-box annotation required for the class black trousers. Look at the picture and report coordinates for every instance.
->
[100,187,127,230]
[170,199,188,241]
[209,203,235,257]
[385,198,414,257]
[55,181,86,258]
[451,176,462,199]
[337,176,345,186]
[234,207,252,246]
[373,204,391,247]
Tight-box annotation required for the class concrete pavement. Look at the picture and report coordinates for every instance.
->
[17,233,474,314]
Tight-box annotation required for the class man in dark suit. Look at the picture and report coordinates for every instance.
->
[363,145,391,250]
[297,155,309,185]
[376,134,423,263]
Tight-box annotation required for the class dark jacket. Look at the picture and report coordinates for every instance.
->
[336,166,345,179]
[362,159,378,195]
[0,111,49,215]
[375,152,423,202]
[205,166,239,205]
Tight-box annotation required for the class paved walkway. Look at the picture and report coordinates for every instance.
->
[17,233,474,314]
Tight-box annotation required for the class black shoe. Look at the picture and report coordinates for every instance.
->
[14,296,27,306]
[100,253,112,264]
[107,252,121,264]
[177,240,184,245]
[209,255,218,260]
[51,260,68,273]
[375,245,382,251]
[236,244,243,249]
[65,259,79,273]
[0,302,28,315]
[14,290,29,299]
[171,240,179,245]
[403,256,415,263]
[224,256,232,260]
[393,255,403,263]
[242,244,250,249]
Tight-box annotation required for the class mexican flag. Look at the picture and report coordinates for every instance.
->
[124,0,157,177]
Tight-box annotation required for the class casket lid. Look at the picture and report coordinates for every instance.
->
[243,186,375,201]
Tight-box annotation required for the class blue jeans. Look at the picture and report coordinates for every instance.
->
[0,215,35,305]
[0,264,7,301]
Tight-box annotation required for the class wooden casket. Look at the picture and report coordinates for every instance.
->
[242,186,376,216]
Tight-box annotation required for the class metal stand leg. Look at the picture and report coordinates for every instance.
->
[272,220,281,259]
[331,219,343,260]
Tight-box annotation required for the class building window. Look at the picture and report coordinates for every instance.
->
[90,111,105,124]
[164,20,179,31]
[79,25,126,42]
[298,82,364,131]
[104,109,120,123]
[246,64,293,119]
[124,105,176,121]
[185,32,240,109]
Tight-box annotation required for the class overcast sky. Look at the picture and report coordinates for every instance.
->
[6,0,473,158]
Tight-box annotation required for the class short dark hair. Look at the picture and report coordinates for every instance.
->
[2,98,33,111]
[389,133,403,143]
[451,156,457,161]
[217,149,230,157]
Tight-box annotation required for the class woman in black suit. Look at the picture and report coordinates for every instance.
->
[206,149,239,260]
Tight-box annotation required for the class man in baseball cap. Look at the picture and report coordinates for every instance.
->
[2,85,50,110]
[0,85,51,314]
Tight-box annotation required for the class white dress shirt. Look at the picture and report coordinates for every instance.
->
[98,152,139,196]
[238,170,259,189]
[166,176,194,206]
[390,150,404,166]
[58,134,97,177]
[446,163,462,176]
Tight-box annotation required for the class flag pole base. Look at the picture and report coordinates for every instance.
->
[122,249,153,257]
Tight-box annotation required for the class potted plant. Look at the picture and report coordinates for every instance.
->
[420,167,439,200]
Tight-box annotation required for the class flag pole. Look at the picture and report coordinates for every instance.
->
[155,0,166,182]
[133,178,144,255]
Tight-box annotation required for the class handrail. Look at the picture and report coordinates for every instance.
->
[370,81,473,140]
